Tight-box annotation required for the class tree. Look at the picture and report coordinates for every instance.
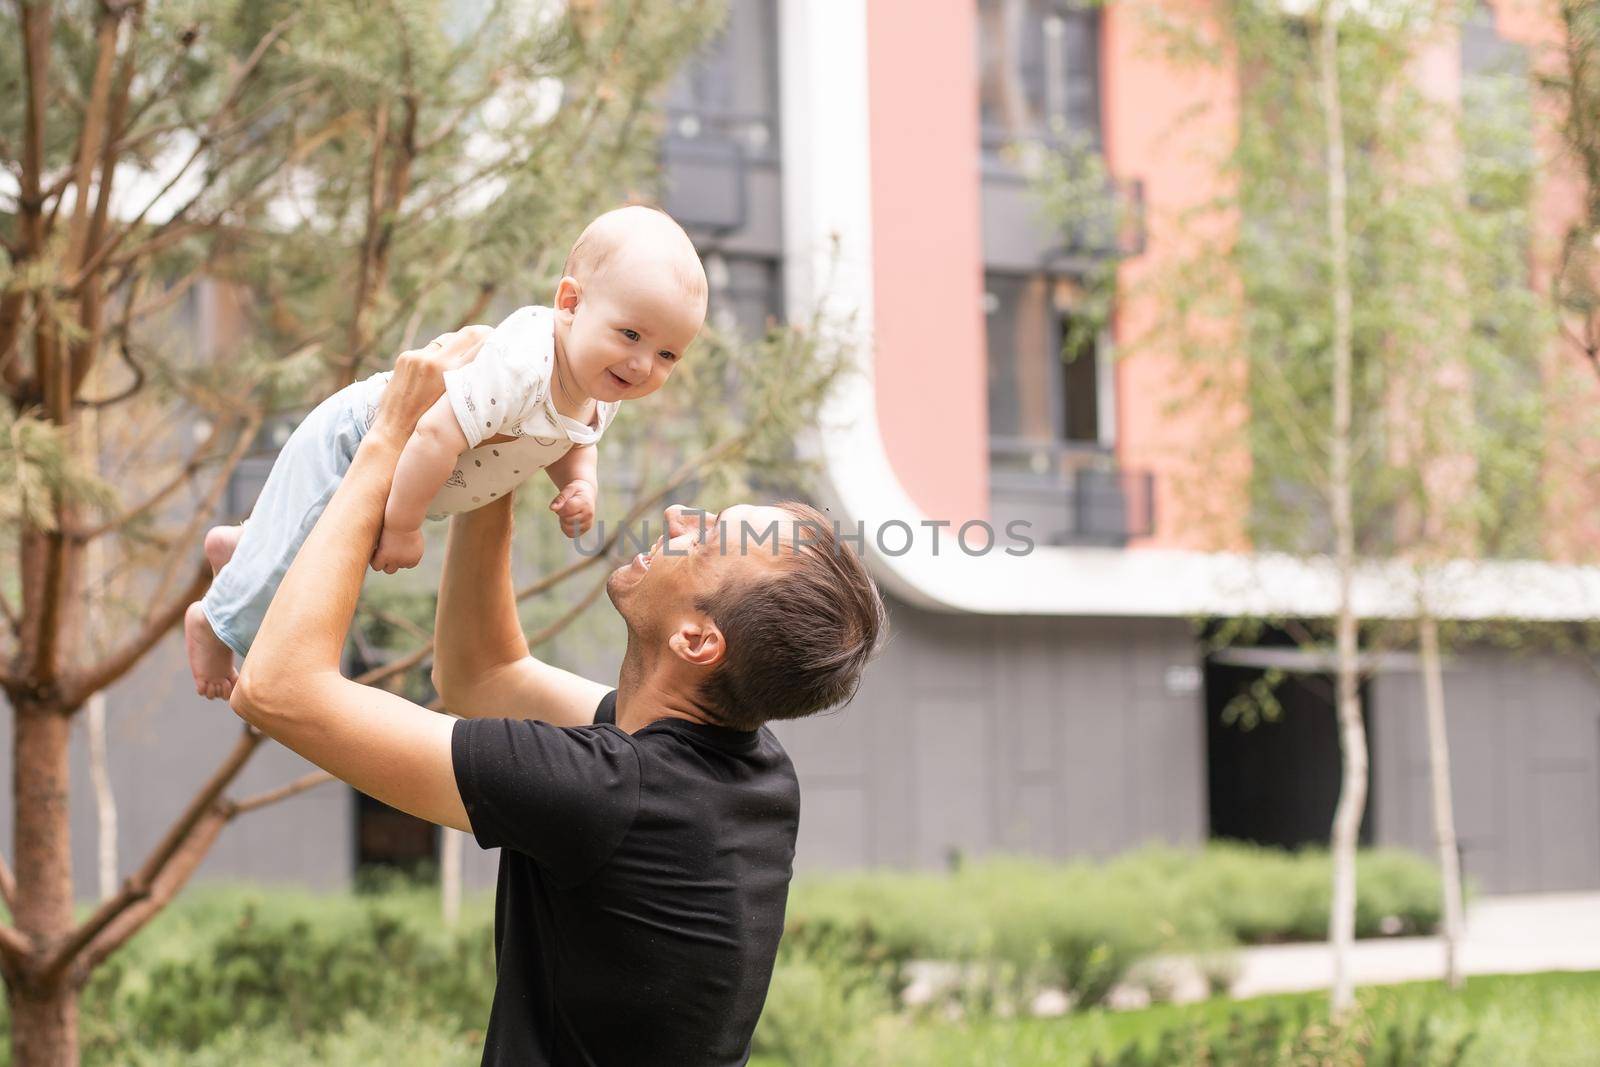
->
[0,2,850,1062]
[1551,0,1600,378]
[1097,0,1574,1015]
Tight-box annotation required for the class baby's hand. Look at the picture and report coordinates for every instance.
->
[550,479,596,538]
[371,526,425,573]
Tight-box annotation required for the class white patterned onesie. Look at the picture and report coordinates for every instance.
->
[352,305,619,519]
[200,305,618,658]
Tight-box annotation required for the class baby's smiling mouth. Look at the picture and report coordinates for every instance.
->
[607,369,632,389]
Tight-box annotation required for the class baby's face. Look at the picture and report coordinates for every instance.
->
[564,269,705,404]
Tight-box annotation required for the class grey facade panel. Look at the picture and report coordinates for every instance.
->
[665,162,783,258]
[982,178,1058,273]
[0,635,353,903]
[11,599,1597,899]
[771,597,1207,871]
[1369,649,1600,894]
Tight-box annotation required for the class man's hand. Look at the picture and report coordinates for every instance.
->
[371,525,425,573]
[550,479,597,538]
[371,326,491,445]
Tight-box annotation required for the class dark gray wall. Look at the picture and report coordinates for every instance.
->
[8,605,1600,900]
[769,597,1209,870]
[0,634,354,902]
[1371,649,1600,894]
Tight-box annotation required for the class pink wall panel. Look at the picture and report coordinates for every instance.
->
[865,0,990,524]
[1103,2,1250,550]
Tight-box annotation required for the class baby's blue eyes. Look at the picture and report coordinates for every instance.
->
[617,327,677,362]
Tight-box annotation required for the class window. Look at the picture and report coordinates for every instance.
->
[662,0,779,162]
[986,272,1112,477]
[704,253,783,339]
[987,272,1151,545]
[977,0,1102,162]
[660,0,781,235]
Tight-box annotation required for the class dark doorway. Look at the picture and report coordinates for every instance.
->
[353,790,439,880]
[345,641,440,882]
[1205,659,1375,849]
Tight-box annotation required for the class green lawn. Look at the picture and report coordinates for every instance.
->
[753,971,1600,1067]
[1,876,1586,1066]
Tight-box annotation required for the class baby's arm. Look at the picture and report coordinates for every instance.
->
[371,396,469,573]
[545,443,598,538]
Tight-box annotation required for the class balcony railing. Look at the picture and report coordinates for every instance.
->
[660,107,777,236]
[989,437,1155,546]
[1040,175,1146,261]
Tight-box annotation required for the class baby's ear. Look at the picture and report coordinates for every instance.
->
[555,276,581,313]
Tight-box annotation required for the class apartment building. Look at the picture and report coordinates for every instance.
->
[15,0,1597,898]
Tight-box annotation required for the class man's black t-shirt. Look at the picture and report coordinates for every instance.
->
[451,691,800,1066]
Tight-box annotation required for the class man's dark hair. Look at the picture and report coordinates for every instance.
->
[694,502,887,731]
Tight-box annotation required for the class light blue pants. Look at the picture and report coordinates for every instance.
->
[201,383,369,658]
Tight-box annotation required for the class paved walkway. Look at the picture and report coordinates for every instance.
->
[1228,892,1600,998]
[909,894,1600,1013]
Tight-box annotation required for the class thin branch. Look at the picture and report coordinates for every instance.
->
[0,922,33,965]
[40,726,264,985]
[0,0,54,388]
[69,17,303,287]
[358,247,475,364]
[142,406,264,609]
[77,807,228,981]
[70,412,241,541]
[451,283,498,332]
[64,5,127,269]
[72,333,146,409]
[1557,317,1600,382]
[0,850,14,912]
[100,27,203,163]
[61,558,210,709]
[77,758,340,979]
[122,259,208,326]
[524,565,611,649]
[226,770,336,817]
[360,603,433,646]
[0,584,20,639]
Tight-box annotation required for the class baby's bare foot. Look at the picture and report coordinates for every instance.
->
[203,524,243,575]
[185,601,237,700]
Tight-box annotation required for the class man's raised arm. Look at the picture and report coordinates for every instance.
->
[432,494,610,726]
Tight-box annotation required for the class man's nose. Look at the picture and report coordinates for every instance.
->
[663,504,707,539]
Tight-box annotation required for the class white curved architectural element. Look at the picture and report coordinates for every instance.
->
[778,0,1600,623]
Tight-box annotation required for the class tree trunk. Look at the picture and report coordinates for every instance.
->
[1419,611,1466,989]
[441,828,463,928]
[1328,608,1368,1019]
[6,981,79,1067]
[11,701,81,1067]
[1318,1,1370,1019]
[87,695,119,902]
[83,343,119,905]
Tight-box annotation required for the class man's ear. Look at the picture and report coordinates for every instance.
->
[555,276,582,314]
[668,621,726,670]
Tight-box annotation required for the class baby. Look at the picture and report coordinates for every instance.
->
[185,205,709,699]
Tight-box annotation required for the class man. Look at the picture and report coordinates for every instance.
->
[228,329,887,1065]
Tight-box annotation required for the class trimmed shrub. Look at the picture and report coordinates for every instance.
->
[783,844,1445,1009]
[752,944,897,1067]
